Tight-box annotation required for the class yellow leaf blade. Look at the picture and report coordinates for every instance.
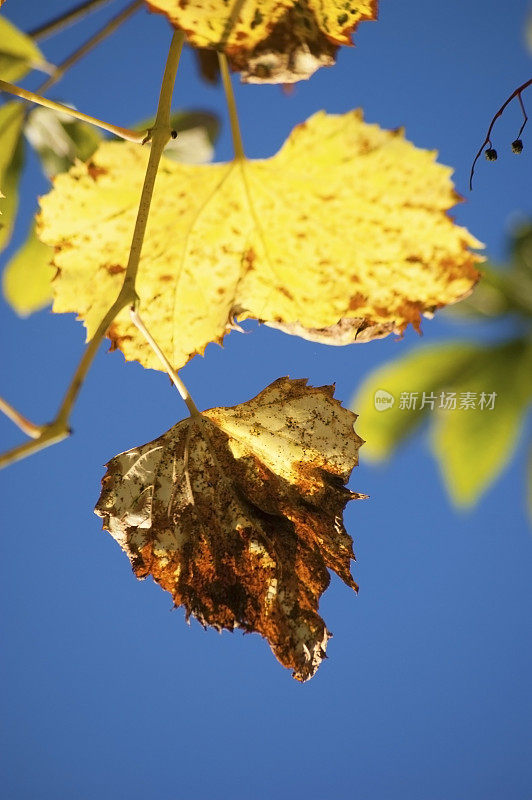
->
[39,110,482,372]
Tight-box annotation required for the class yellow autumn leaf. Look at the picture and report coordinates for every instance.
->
[145,0,378,83]
[95,377,365,681]
[39,110,481,373]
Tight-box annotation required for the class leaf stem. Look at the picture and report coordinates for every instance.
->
[36,0,143,95]
[129,308,201,418]
[0,79,145,143]
[0,396,44,439]
[120,31,185,297]
[29,0,115,42]
[0,30,185,470]
[218,53,245,160]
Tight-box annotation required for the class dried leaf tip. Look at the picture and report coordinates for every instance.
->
[145,0,379,84]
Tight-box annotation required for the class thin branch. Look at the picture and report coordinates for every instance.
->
[0,79,145,143]
[29,0,115,42]
[470,78,532,190]
[0,427,71,469]
[55,28,186,425]
[0,30,186,470]
[129,308,201,418]
[218,53,245,160]
[0,396,44,439]
[516,92,529,141]
[54,295,134,430]
[36,0,143,95]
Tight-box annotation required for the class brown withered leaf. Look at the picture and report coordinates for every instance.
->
[226,4,338,85]
[145,0,377,83]
[95,377,365,680]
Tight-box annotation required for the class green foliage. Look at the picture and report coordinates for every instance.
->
[447,223,532,320]
[0,133,24,253]
[1,103,220,316]
[354,343,483,460]
[25,107,102,178]
[0,16,45,83]
[1,109,102,315]
[353,225,532,520]
[0,103,25,253]
[2,221,54,316]
[431,339,532,506]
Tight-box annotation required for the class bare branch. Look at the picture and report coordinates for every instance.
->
[0,31,186,470]
[470,78,532,190]
[29,0,116,42]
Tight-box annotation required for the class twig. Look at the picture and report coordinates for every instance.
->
[36,0,143,95]
[129,308,201,418]
[0,396,44,438]
[0,79,145,143]
[29,0,115,41]
[470,78,532,190]
[0,30,185,470]
[218,53,245,160]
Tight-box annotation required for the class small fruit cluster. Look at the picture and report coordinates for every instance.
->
[485,138,523,161]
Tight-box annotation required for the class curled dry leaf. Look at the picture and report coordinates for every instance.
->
[145,0,378,83]
[95,377,365,680]
[39,110,481,373]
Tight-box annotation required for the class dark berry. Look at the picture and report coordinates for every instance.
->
[485,147,498,161]
[171,130,178,139]
[511,139,523,154]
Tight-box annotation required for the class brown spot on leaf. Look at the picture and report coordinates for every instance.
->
[243,247,256,271]
[348,292,367,311]
[107,322,133,352]
[87,162,108,181]
[106,264,125,276]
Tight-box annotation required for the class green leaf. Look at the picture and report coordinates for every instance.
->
[134,109,220,163]
[352,342,483,461]
[446,222,532,321]
[444,263,514,319]
[0,101,25,178]
[510,222,532,275]
[0,102,25,252]
[0,134,24,252]
[431,339,532,507]
[2,220,54,316]
[0,16,46,82]
[25,107,102,178]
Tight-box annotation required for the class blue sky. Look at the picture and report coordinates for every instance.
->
[1,1,532,798]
